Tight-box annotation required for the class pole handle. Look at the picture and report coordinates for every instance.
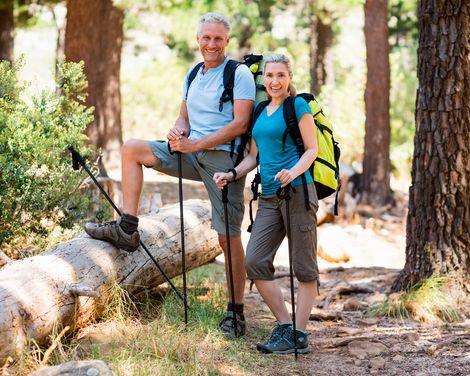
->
[276,184,294,201]
[221,185,229,203]
[68,146,85,171]
[167,142,183,156]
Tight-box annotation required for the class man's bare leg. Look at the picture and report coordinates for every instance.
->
[121,139,158,216]
[83,139,156,252]
[218,234,246,303]
[218,234,247,336]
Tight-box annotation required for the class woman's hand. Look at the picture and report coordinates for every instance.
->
[274,169,295,188]
[213,172,234,189]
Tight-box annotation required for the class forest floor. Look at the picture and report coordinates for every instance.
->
[71,174,470,376]
[7,174,470,375]
[240,266,470,376]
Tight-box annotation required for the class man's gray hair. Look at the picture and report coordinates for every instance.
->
[197,12,231,35]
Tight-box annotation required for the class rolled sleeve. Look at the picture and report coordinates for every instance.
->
[234,64,256,101]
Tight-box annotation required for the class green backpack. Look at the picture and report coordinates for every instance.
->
[284,93,341,202]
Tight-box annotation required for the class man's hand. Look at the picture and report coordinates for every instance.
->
[169,136,198,153]
[167,127,187,141]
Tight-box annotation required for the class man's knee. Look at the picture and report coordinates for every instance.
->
[122,139,141,157]
[122,139,157,167]
[218,234,228,250]
[217,234,243,252]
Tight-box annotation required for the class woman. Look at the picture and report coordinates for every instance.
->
[213,54,319,354]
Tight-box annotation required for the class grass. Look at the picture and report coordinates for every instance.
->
[369,275,461,323]
[5,263,277,376]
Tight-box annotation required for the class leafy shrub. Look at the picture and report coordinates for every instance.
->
[0,59,94,248]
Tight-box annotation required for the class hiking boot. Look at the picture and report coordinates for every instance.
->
[257,325,310,354]
[84,220,140,252]
[219,311,246,338]
[256,322,291,352]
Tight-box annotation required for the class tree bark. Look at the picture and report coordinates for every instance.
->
[0,0,14,62]
[0,200,221,362]
[393,2,470,292]
[50,4,66,92]
[64,0,124,171]
[361,0,392,206]
[310,8,334,96]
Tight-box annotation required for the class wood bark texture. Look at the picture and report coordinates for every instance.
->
[0,200,220,362]
[393,1,470,291]
[362,0,392,206]
[310,8,334,96]
[0,0,14,62]
[64,0,124,171]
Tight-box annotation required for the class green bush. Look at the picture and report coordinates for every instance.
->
[0,59,94,248]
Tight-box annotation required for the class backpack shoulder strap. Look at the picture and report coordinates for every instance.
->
[219,59,241,112]
[223,59,240,89]
[283,95,311,211]
[282,96,303,152]
[185,62,204,100]
[251,100,269,131]
[233,100,269,167]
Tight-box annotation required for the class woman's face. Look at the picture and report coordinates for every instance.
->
[264,62,291,100]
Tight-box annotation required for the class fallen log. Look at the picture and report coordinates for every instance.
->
[0,199,220,362]
[0,250,11,269]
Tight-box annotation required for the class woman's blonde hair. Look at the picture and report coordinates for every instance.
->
[264,54,297,96]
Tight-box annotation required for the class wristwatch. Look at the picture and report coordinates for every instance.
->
[227,168,237,180]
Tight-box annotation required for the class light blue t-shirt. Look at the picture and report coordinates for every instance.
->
[182,58,256,152]
[252,97,314,196]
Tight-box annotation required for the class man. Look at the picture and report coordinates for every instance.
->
[84,12,255,337]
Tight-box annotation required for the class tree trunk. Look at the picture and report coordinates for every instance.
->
[0,200,221,362]
[310,9,334,96]
[64,0,124,171]
[392,2,470,292]
[361,0,392,206]
[50,4,66,92]
[0,0,14,62]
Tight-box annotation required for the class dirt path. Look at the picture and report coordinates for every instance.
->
[105,173,470,375]
[244,266,470,376]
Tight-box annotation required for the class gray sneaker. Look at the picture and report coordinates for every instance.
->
[256,322,291,351]
[219,311,246,338]
[257,325,310,354]
[84,220,140,252]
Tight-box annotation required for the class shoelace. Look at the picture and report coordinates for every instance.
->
[272,327,310,346]
[268,324,287,343]
[272,326,294,345]
[221,313,243,327]
[97,221,117,228]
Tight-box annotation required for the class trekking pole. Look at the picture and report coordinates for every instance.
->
[222,184,237,337]
[276,185,298,360]
[68,146,185,303]
[167,143,188,325]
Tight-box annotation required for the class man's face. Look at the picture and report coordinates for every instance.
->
[197,22,229,66]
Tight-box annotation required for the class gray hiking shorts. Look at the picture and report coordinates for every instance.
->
[148,140,246,236]
[245,184,319,282]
